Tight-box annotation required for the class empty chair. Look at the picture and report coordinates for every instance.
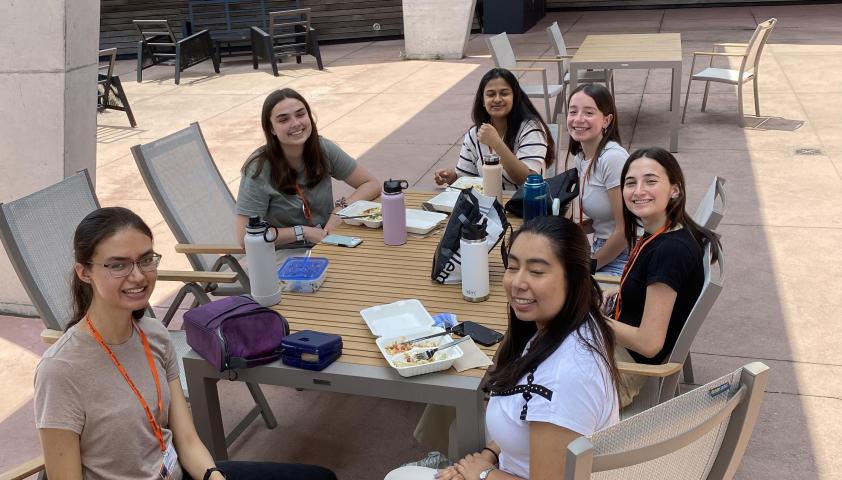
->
[0,170,275,454]
[251,8,324,76]
[682,18,777,126]
[131,122,250,299]
[97,48,137,127]
[133,19,220,84]
[564,362,769,479]
[546,21,614,112]
[487,32,563,122]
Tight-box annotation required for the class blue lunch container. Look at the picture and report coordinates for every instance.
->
[281,330,343,371]
[277,256,329,293]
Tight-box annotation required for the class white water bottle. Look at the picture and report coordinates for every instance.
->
[244,216,281,306]
[460,219,490,302]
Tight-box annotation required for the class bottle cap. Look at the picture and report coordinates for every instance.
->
[383,178,409,194]
[482,154,500,165]
[248,216,262,227]
[526,173,544,185]
[462,218,488,241]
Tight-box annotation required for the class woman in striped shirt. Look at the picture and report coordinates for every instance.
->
[434,68,555,190]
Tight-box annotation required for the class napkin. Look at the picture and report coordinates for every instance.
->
[453,337,493,372]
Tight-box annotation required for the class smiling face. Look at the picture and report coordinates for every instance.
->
[76,228,157,316]
[269,97,313,148]
[483,77,514,121]
[622,157,680,231]
[567,91,613,147]
[503,232,568,329]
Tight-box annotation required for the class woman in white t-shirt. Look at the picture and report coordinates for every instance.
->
[565,83,629,276]
[433,68,556,190]
[437,216,620,480]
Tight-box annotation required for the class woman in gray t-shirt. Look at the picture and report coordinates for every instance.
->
[235,88,380,247]
[564,84,629,276]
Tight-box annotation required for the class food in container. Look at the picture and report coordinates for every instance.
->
[277,256,329,293]
[337,200,383,228]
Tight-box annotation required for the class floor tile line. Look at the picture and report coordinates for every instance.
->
[720,222,842,231]
[692,351,842,368]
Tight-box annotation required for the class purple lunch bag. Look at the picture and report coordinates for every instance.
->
[184,295,289,371]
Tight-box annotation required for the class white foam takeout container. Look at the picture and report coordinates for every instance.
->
[361,299,464,377]
[339,201,447,234]
[427,177,487,213]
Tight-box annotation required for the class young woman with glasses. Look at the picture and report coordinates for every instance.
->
[235,88,380,248]
[34,207,337,480]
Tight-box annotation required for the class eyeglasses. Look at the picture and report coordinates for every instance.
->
[87,254,162,278]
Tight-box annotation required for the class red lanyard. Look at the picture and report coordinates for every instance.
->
[294,183,312,223]
[86,315,166,453]
[578,155,595,225]
[613,224,671,321]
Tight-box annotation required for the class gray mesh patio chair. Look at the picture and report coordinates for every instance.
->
[251,8,324,76]
[0,170,275,450]
[546,21,614,113]
[130,122,250,299]
[618,244,725,417]
[133,19,220,84]
[682,18,777,126]
[565,362,769,479]
[487,32,563,123]
[97,48,137,128]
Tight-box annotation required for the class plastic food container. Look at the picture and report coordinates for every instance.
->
[449,176,485,193]
[361,299,464,377]
[376,327,464,378]
[281,330,343,371]
[277,256,329,293]
[337,200,382,228]
[406,209,447,235]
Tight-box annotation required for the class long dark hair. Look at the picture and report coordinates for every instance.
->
[620,147,721,262]
[472,68,555,170]
[243,88,328,194]
[487,217,619,394]
[564,83,621,171]
[67,207,153,331]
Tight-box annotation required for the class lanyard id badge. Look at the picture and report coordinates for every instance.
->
[159,440,179,480]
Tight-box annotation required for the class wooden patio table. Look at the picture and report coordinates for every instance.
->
[568,33,683,152]
[185,190,516,460]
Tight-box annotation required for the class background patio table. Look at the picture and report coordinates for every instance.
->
[568,33,683,152]
[185,190,514,460]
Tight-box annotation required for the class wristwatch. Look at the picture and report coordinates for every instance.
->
[294,225,305,242]
[479,467,495,479]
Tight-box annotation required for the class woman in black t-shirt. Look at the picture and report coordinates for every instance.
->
[607,147,721,406]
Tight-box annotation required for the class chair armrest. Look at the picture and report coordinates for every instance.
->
[517,57,564,63]
[617,361,683,377]
[714,42,747,48]
[0,455,45,480]
[174,244,245,255]
[179,28,212,45]
[508,67,547,73]
[566,45,580,50]
[593,273,620,285]
[554,54,574,59]
[692,51,746,58]
[157,270,239,284]
[41,329,62,344]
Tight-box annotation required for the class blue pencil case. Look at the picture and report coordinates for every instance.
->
[281,330,343,371]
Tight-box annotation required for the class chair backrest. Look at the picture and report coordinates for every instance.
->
[742,18,776,75]
[131,123,240,272]
[546,21,569,57]
[97,48,117,107]
[188,0,278,37]
[133,19,177,46]
[486,32,517,69]
[565,362,769,479]
[693,177,727,230]
[268,7,312,55]
[0,171,99,331]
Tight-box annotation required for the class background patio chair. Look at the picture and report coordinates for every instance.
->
[251,8,324,76]
[546,21,614,113]
[97,48,137,128]
[133,19,220,84]
[565,362,769,479]
[131,122,250,298]
[0,170,275,455]
[486,32,563,123]
[682,18,777,126]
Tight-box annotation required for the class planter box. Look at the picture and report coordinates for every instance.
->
[484,0,546,34]
[402,0,476,59]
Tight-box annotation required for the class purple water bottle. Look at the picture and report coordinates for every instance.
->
[382,179,409,246]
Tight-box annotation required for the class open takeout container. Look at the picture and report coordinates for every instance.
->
[360,299,464,377]
[337,200,382,228]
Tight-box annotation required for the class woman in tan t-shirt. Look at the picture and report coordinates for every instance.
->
[34,207,336,480]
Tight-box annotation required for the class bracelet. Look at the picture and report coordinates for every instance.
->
[203,467,224,480]
[482,446,500,465]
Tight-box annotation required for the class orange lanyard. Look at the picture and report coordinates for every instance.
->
[86,315,166,453]
[613,224,671,321]
[294,183,313,223]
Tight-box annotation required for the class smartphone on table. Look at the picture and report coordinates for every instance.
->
[451,321,504,347]
[322,234,363,248]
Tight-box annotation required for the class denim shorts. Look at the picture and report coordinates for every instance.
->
[592,237,629,277]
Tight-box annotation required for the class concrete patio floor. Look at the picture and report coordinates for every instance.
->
[3,3,842,479]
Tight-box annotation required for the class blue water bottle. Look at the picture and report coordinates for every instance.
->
[523,174,548,222]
